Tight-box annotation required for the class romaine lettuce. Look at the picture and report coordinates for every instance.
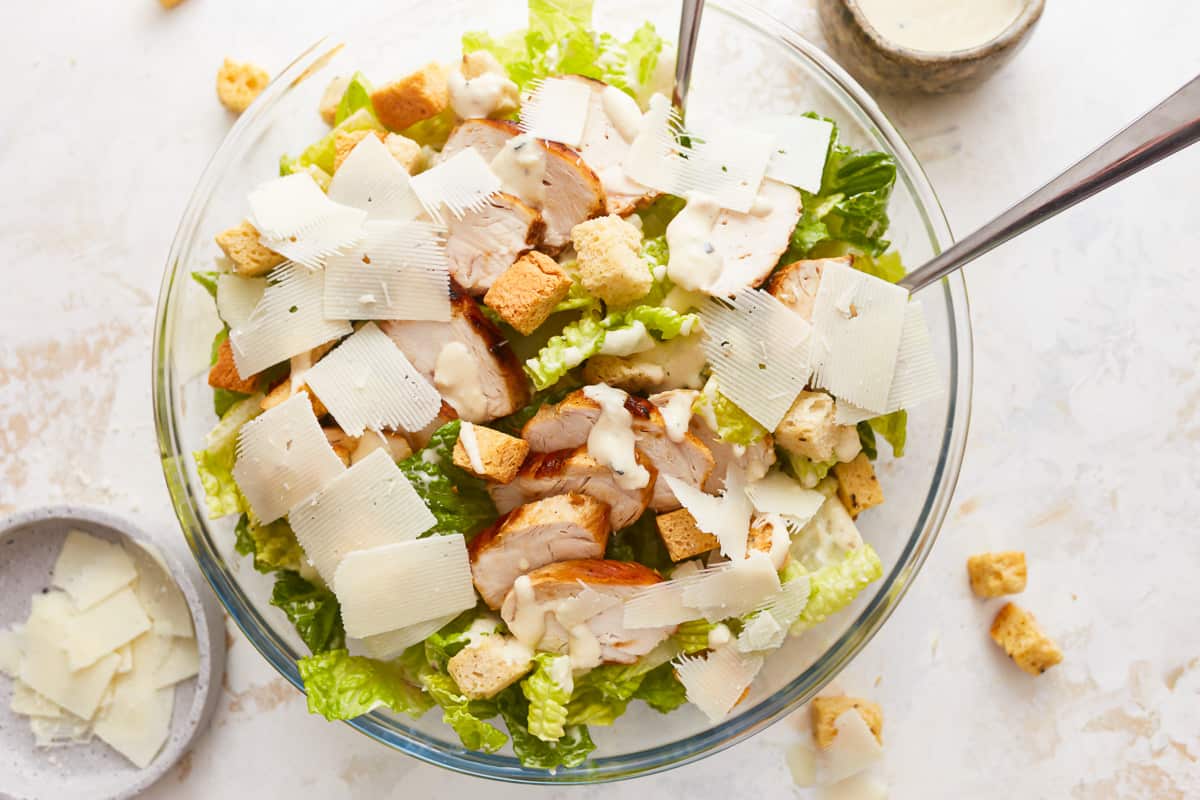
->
[524,311,606,390]
[789,543,883,634]
[632,662,687,713]
[191,270,219,299]
[335,71,375,125]
[397,421,498,540]
[422,672,508,753]
[422,608,487,671]
[565,648,676,726]
[605,511,672,573]
[868,409,907,457]
[780,450,838,489]
[234,513,303,573]
[298,649,434,721]
[694,378,768,446]
[522,654,572,741]
[192,394,261,519]
[497,687,596,769]
[672,618,715,655]
[270,571,345,654]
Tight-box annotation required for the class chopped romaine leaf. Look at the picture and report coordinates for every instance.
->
[789,543,883,634]
[234,512,304,573]
[397,421,498,540]
[672,618,715,655]
[619,305,698,338]
[856,421,878,460]
[299,649,433,721]
[524,311,606,390]
[335,71,375,125]
[423,608,485,671]
[191,271,219,299]
[632,662,687,713]
[422,672,508,753]
[497,687,596,769]
[780,450,838,489]
[694,378,768,446]
[605,512,673,573]
[868,409,907,457]
[565,650,674,726]
[270,571,345,654]
[552,279,599,314]
[637,195,686,239]
[522,653,572,742]
[282,107,384,177]
[192,394,262,519]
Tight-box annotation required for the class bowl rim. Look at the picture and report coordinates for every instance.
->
[152,0,972,784]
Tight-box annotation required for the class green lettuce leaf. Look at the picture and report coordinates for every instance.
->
[694,378,768,446]
[671,619,715,655]
[234,513,303,573]
[335,71,375,125]
[605,511,672,573]
[869,409,907,458]
[270,571,345,654]
[298,649,433,721]
[524,311,605,391]
[551,279,599,314]
[781,450,838,489]
[637,195,686,239]
[192,394,262,519]
[790,543,883,634]
[206,326,248,417]
[497,687,596,769]
[421,672,508,753]
[191,271,219,299]
[397,421,498,539]
[522,653,572,742]
[856,421,878,460]
[423,608,488,671]
[619,305,698,338]
[632,662,687,713]
[282,107,384,177]
[625,22,665,87]
[564,648,675,726]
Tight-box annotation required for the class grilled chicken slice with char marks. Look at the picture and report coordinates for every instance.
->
[489,446,655,530]
[379,281,530,423]
[445,192,544,295]
[521,389,714,512]
[441,118,606,252]
[468,493,611,609]
[707,179,804,294]
[500,559,674,665]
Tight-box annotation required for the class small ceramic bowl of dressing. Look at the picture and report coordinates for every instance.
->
[818,0,1045,93]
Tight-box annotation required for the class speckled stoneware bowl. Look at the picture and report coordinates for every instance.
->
[818,0,1045,93]
[0,506,226,800]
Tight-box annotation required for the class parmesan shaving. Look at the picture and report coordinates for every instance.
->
[663,471,753,561]
[50,530,138,611]
[621,578,702,630]
[755,115,835,193]
[124,542,195,639]
[248,173,367,269]
[699,289,812,430]
[519,77,592,147]
[737,575,810,653]
[884,300,941,413]
[347,612,459,661]
[289,448,436,583]
[674,645,764,722]
[817,708,884,785]
[302,321,442,436]
[410,147,501,222]
[323,220,452,321]
[327,133,423,220]
[333,536,477,639]
[11,681,63,718]
[152,637,201,689]
[554,586,622,629]
[680,553,781,620]
[458,422,486,474]
[232,391,347,523]
[61,588,151,671]
[216,273,267,329]
[93,675,175,769]
[745,472,826,527]
[229,263,352,377]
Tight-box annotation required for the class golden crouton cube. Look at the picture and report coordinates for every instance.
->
[370,62,449,132]
[832,454,884,519]
[483,252,573,335]
[331,129,423,173]
[208,338,258,393]
[383,133,422,173]
[261,381,328,419]
[656,508,718,562]
[216,58,270,114]
[332,129,381,171]
[990,603,1062,675]
[774,391,861,463]
[452,424,530,484]
[811,696,884,749]
[447,636,533,700]
[318,75,351,125]
[323,427,360,468]
[967,551,1027,598]
[571,215,651,307]
[215,221,286,278]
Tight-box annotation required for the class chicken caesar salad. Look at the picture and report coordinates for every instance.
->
[191,0,940,770]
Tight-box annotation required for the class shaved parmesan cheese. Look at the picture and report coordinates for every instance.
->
[333,535,476,638]
[249,173,366,269]
[737,612,782,653]
[755,115,835,193]
[130,631,175,679]
[30,712,94,748]
[216,273,266,329]
[817,709,884,785]
[93,678,175,769]
[745,472,826,526]
[663,472,752,560]
[289,447,436,582]
[327,133,423,220]
[21,623,120,720]
[153,637,200,689]
[115,644,134,674]
[519,77,592,147]
[622,579,702,630]
[674,645,764,722]
[124,542,194,639]
[62,587,152,670]
[809,261,910,414]
[884,300,941,413]
[832,401,877,427]
[410,147,501,222]
[51,530,137,611]
[11,681,63,718]
[680,553,781,619]
[303,322,442,436]
[554,586,622,629]
[323,220,452,321]
[347,612,458,661]
[232,391,347,523]
[737,575,810,652]
[626,94,773,213]
[700,289,812,430]
[0,626,22,677]
[229,263,353,377]
[458,421,486,474]
[262,205,366,270]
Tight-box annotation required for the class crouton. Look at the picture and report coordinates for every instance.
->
[331,129,423,173]
[774,391,861,464]
[967,552,1027,598]
[319,76,351,125]
[811,696,884,748]
[384,133,422,173]
[350,430,413,465]
[990,603,1062,675]
[215,221,286,278]
[571,215,651,307]
[832,454,884,519]
[447,635,533,700]
[656,508,718,562]
[483,252,573,335]
[583,355,667,395]
[208,338,258,393]
[746,516,789,569]
[370,62,449,132]
[216,58,270,114]
[323,427,360,468]
[333,129,381,172]
[261,381,328,418]
[452,424,530,483]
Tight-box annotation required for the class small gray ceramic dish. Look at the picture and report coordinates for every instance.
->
[0,506,225,800]
[818,0,1046,93]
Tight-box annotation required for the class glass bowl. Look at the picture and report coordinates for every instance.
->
[152,0,971,784]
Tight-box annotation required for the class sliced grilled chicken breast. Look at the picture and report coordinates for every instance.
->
[500,559,673,664]
[707,179,804,295]
[766,255,852,322]
[441,118,606,252]
[468,493,611,609]
[489,446,655,530]
[521,390,714,512]
[379,281,530,423]
[561,75,657,216]
[446,192,544,295]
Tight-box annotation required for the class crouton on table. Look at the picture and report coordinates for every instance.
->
[452,424,530,484]
[990,602,1062,675]
[447,635,533,700]
[217,58,270,114]
[208,337,258,393]
[774,391,861,464]
[656,508,718,562]
[215,221,286,277]
[832,454,884,519]
[370,62,449,132]
[571,215,651,307]
[483,252,573,335]
[967,552,1027,598]
[811,696,884,748]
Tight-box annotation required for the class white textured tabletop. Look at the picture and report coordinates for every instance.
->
[2,1,1198,797]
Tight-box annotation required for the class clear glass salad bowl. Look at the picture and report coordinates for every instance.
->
[153,0,971,783]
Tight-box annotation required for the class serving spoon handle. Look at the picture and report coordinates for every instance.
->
[901,74,1200,293]
[673,0,706,114]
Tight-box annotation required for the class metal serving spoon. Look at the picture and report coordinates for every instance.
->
[673,0,706,113]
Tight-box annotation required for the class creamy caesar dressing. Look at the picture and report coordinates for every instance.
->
[490,134,547,207]
[657,389,698,443]
[598,320,655,357]
[548,654,574,692]
[602,85,644,141]
[583,384,652,490]
[458,421,486,474]
[567,623,603,670]
[508,576,547,647]
[707,623,732,649]
[449,52,519,119]
[856,0,1025,53]
[464,614,502,646]
[666,192,724,291]
[434,341,490,422]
